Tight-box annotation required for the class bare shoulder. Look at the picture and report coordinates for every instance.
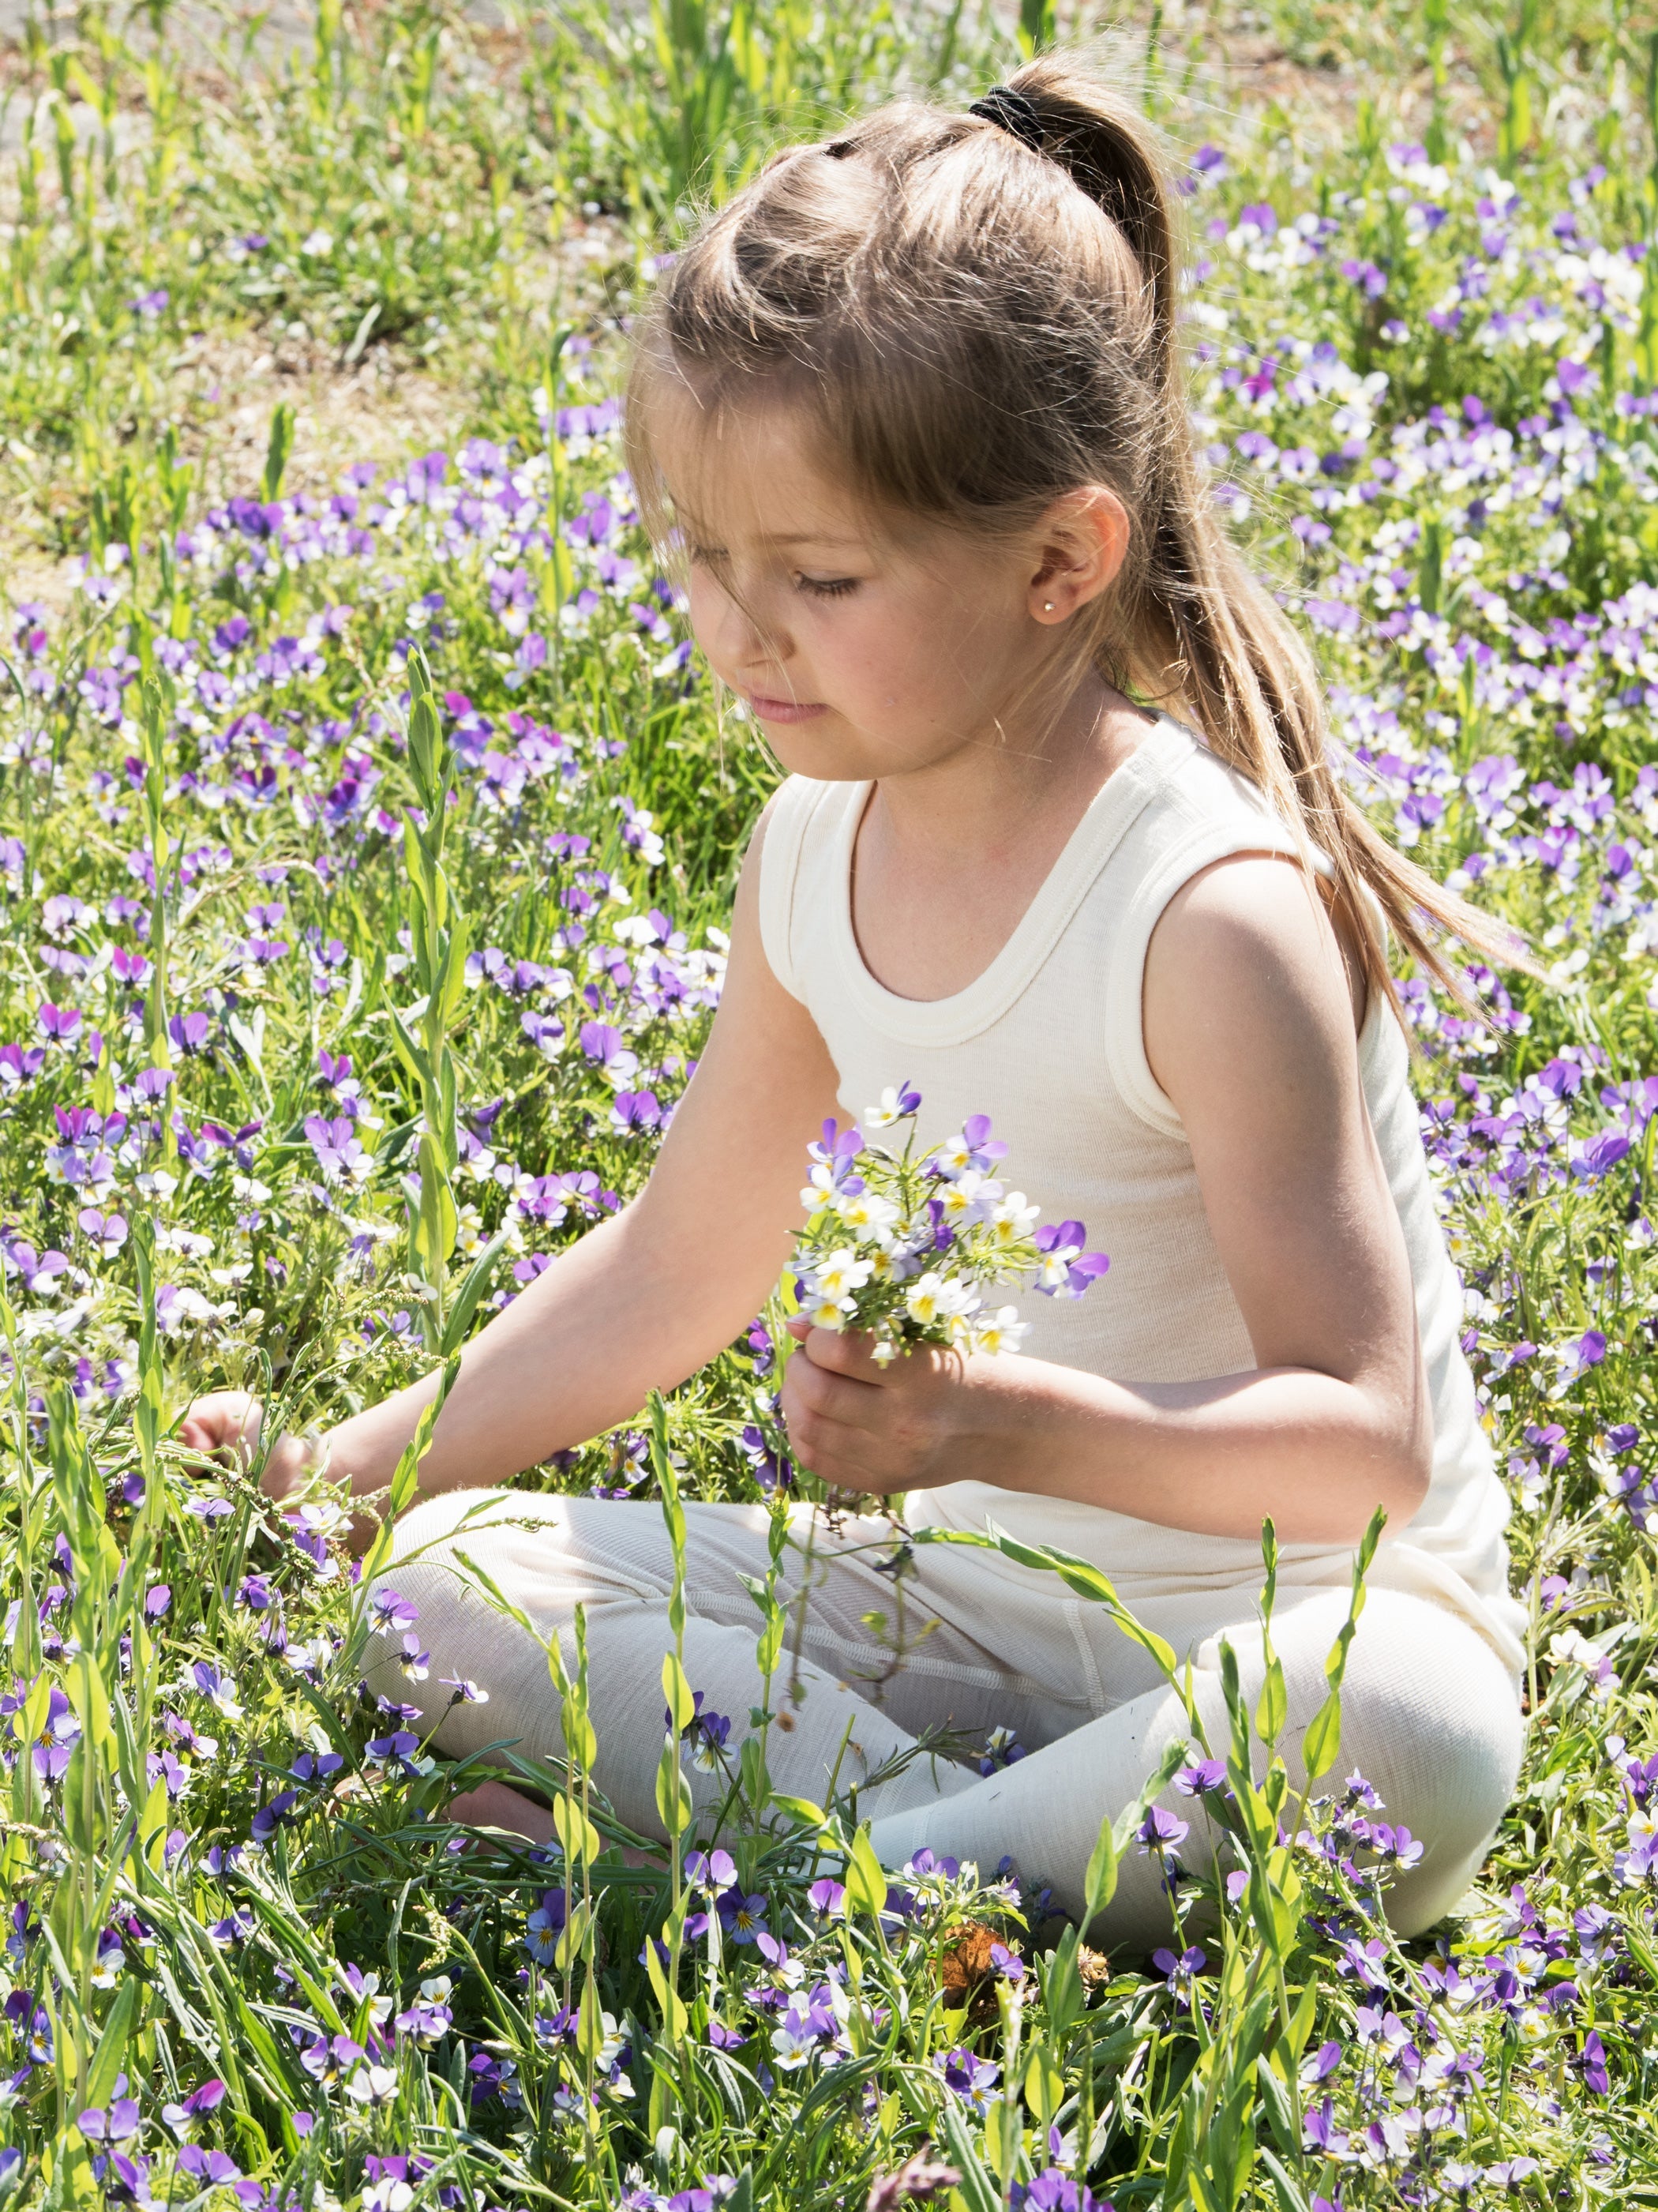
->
[1143,851,1363,1109]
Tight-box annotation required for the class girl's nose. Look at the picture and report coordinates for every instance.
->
[716,576,792,676]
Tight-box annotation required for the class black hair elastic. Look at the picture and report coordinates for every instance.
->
[968,84,1046,155]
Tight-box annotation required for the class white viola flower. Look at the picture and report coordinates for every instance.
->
[972,1305,1027,1356]
[862,1087,910,1129]
[801,1294,855,1331]
[293,1498,354,1542]
[806,1249,875,1304]
[947,1305,982,1350]
[343,2064,399,2107]
[904,1272,977,1328]
[936,1170,1000,1224]
[1036,1241,1084,1291]
[987,1190,1041,1246]
[800,1162,842,1210]
[835,1188,898,1237]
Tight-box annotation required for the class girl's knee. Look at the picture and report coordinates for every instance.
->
[387,1484,546,1566]
[1330,1600,1523,1905]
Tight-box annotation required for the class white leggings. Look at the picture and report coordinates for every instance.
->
[367,1490,1525,1951]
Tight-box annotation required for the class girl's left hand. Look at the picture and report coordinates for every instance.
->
[779,1316,1007,1494]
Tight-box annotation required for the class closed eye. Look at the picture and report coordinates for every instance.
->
[795,573,859,599]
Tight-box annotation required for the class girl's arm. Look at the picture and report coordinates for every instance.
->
[182,810,842,1524]
[779,854,1435,1548]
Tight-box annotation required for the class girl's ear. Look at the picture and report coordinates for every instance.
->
[1028,486,1131,624]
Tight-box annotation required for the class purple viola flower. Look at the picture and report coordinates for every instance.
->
[610,1088,662,1133]
[578,1021,638,1081]
[167,1011,212,1055]
[685,1847,737,1892]
[176,2146,241,2187]
[671,1692,731,1771]
[1576,2030,1610,2095]
[525,1888,568,1966]
[366,1729,421,1774]
[302,1114,368,1183]
[1136,1805,1190,1853]
[77,2097,141,2141]
[1010,2173,1112,2212]
[250,1790,299,1842]
[1033,1220,1110,1298]
[290,1751,344,1786]
[718,1888,768,1945]
[1175,1758,1228,1797]
[368,1588,418,1636]
[932,2045,1000,2113]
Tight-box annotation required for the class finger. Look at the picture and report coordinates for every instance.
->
[784,1315,812,1343]
[782,1354,878,1430]
[782,1405,902,1495]
[803,1325,891,1383]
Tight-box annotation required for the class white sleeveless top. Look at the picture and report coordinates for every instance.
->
[758,712,1528,1677]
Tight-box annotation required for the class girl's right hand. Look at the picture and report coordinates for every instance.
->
[177,1391,316,1501]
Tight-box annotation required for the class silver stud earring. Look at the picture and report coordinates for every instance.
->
[1043,600,1055,612]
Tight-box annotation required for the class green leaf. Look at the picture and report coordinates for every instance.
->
[85,1976,141,2111]
[655,1738,692,1837]
[1023,2040,1064,2127]
[936,2097,1001,2212]
[1254,2052,1299,2161]
[263,402,294,504]
[440,1228,512,1355]
[842,1823,888,1917]
[1255,1653,1288,1748]
[1082,1805,1118,1925]
[768,1793,827,1829]
[1300,1688,1342,1784]
[661,1650,696,1732]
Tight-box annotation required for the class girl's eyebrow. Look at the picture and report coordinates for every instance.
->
[681,516,864,552]
[763,531,865,548]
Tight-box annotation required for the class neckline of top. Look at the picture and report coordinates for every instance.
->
[830,709,1198,1047]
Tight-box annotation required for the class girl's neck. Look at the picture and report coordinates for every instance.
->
[849,671,1158,1003]
[868,670,1150,859]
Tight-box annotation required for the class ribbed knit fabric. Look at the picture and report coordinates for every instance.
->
[370,1491,1524,1947]
[757,712,1529,1677]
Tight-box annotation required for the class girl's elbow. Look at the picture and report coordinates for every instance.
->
[1374,1412,1433,1530]
[1343,1384,1431,1538]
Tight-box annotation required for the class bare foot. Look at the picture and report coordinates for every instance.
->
[442,1779,666,1869]
[445,1779,557,1846]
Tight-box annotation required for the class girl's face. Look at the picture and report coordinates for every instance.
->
[659,402,1064,783]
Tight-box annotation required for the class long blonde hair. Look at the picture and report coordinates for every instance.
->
[625,56,1522,1014]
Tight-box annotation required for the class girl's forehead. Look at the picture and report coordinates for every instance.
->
[651,389,873,547]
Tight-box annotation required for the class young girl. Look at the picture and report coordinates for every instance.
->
[185,61,1528,1949]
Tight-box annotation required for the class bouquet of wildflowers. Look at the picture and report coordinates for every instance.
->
[790,1083,1108,1365]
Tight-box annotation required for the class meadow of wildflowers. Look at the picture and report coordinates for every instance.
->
[2,1,1658,2205]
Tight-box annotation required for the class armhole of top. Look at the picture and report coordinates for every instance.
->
[754,776,820,1004]
[1103,821,1333,1137]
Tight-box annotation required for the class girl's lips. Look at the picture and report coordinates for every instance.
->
[745,693,827,725]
